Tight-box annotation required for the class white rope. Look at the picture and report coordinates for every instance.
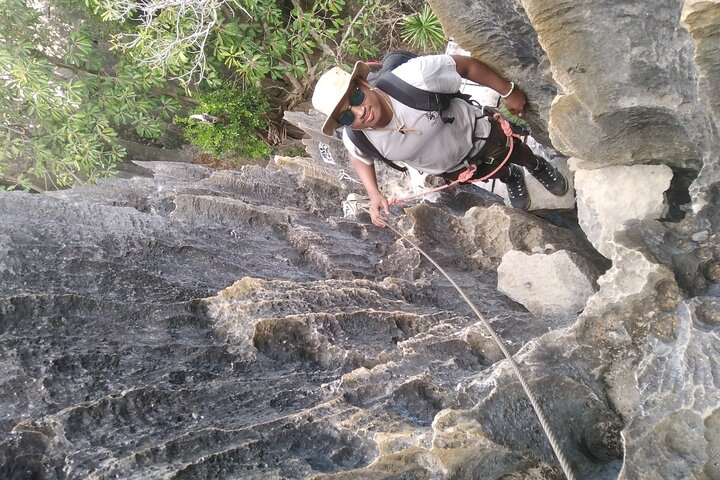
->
[338,170,362,184]
[368,209,577,480]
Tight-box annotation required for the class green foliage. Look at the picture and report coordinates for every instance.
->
[86,0,402,100]
[401,4,445,53]
[0,0,181,191]
[176,87,271,159]
[499,104,531,135]
[280,145,309,158]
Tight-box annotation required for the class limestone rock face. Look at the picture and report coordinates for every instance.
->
[497,250,598,315]
[459,203,606,272]
[532,1,706,172]
[0,159,621,479]
[430,0,719,477]
[573,163,674,257]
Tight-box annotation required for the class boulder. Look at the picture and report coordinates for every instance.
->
[497,250,597,315]
[572,163,674,258]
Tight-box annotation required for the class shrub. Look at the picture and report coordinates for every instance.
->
[177,86,271,159]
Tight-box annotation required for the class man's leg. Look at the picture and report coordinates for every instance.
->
[503,140,568,198]
[486,139,531,210]
[494,160,530,211]
[528,154,568,196]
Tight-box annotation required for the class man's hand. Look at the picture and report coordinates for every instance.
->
[503,87,527,117]
[368,192,390,227]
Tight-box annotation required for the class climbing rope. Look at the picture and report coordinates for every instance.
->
[338,169,363,185]
[388,112,525,207]
[361,207,577,480]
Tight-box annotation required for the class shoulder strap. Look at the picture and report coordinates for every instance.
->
[375,72,476,111]
[345,128,408,173]
[376,72,450,111]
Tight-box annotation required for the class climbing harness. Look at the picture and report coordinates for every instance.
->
[386,112,526,207]
[359,206,577,480]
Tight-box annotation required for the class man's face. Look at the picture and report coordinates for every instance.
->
[333,80,389,130]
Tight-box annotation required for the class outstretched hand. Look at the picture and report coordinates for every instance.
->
[368,192,390,227]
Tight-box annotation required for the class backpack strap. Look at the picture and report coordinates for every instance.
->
[376,72,451,111]
[375,72,476,124]
[345,128,408,173]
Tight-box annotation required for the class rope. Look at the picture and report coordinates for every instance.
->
[388,113,524,207]
[338,169,362,184]
[367,209,577,480]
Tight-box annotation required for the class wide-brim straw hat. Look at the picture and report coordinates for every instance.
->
[312,61,370,137]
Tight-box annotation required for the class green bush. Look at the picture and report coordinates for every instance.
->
[177,86,272,159]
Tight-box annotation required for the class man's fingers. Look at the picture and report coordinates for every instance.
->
[367,194,390,227]
[368,205,387,228]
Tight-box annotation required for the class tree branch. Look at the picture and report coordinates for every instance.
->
[1,173,46,193]
[289,0,336,59]
[337,5,366,55]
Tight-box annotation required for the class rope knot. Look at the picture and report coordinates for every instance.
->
[457,164,477,182]
[494,112,515,137]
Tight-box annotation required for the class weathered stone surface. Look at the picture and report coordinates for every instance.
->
[680,0,720,132]
[0,155,626,479]
[497,250,597,315]
[529,1,705,171]
[573,163,674,257]
[376,0,720,477]
[458,203,607,272]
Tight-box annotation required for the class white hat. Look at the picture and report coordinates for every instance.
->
[312,61,370,136]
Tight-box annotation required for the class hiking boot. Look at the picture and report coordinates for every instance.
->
[502,165,530,210]
[531,156,568,196]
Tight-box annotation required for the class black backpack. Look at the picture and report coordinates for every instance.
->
[345,51,477,173]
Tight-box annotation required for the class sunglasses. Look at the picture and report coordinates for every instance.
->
[337,87,365,126]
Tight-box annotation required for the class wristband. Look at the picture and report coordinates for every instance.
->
[500,81,515,99]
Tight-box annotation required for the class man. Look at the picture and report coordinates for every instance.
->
[312,54,567,227]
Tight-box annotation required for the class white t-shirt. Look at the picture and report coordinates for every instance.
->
[342,54,492,174]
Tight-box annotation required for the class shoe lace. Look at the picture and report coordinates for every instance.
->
[533,162,558,185]
[506,174,525,198]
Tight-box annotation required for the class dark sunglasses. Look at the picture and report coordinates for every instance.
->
[337,87,365,126]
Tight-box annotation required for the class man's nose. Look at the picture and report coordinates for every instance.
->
[351,104,365,118]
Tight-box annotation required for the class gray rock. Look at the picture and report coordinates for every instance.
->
[0,158,618,479]
[459,203,607,273]
[497,250,597,315]
[573,163,674,258]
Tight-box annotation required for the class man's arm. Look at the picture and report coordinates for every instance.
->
[451,55,526,116]
[351,156,390,227]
